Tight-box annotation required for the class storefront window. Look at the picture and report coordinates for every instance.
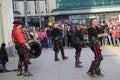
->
[56,0,120,9]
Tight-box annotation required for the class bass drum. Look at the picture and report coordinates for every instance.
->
[27,39,42,58]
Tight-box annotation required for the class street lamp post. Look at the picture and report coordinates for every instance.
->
[37,0,42,28]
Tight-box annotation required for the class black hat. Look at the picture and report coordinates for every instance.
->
[13,20,24,25]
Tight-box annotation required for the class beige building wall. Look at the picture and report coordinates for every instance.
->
[47,0,56,13]
[27,1,35,14]
[14,1,24,15]
[14,0,57,15]
[0,0,14,46]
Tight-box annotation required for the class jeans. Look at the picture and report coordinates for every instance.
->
[47,37,52,48]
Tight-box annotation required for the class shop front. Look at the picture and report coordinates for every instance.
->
[68,12,120,25]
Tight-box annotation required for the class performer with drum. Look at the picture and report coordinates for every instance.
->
[12,20,33,76]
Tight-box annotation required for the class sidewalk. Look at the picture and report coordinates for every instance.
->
[0,46,120,80]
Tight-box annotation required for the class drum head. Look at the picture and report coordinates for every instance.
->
[29,42,42,58]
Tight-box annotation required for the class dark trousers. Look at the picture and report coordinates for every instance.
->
[75,44,82,59]
[88,43,103,74]
[15,46,29,72]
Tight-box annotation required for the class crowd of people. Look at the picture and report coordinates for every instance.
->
[24,23,89,49]
[21,20,120,49]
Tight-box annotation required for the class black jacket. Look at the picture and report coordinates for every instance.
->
[51,28,62,38]
[0,43,8,63]
[72,29,84,45]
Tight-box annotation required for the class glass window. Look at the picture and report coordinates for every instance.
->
[56,0,120,9]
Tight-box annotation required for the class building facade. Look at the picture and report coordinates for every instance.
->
[0,0,14,46]
[14,0,120,26]
[53,0,120,24]
[1,0,120,45]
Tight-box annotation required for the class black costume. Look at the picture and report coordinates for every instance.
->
[51,27,68,61]
[87,26,103,76]
[72,29,84,67]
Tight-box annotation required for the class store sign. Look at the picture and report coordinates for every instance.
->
[30,17,44,21]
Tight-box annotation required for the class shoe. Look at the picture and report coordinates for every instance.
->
[62,56,68,60]
[28,61,31,64]
[87,72,97,77]
[55,59,59,61]
[23,72,33,76]
[17,71,23,76]
[79,61,82,64]
[97,73,104,76]
[75,65,83,68]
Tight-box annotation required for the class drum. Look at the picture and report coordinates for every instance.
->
[27,39,42,58]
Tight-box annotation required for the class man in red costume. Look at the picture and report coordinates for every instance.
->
[12,20,33,76]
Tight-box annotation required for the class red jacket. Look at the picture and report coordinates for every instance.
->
[110,29,119,38]
[39,30,48,40]
[12,28,26,45]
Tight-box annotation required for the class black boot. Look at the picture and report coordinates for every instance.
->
[78,58,82,64]
[55,51,59,61]
[60,46,68,60]
[24,66,33,76]
[28,59,31,64]
[75,58,83,68]
[17,62,23,76]
[62,56,68,60]
[87,61,98,77]
[17,69,23,76]
[95,61,104,76]
[23,71,33,76]
[95,67,104,76]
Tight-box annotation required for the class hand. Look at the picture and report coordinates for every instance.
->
[103,33,108,36]
[25,43,31,50]
[27,45,31,50]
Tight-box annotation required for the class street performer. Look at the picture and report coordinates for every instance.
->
[72,24,84,68]
[51,23,68,61]
[12,20,33,76]
[87,18,108,77]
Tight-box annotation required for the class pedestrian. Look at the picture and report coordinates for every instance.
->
[51,23,68,61]
[12,20,33,76]
[72,24,84,68]
[87,18,108,77]
[39,28,48,48]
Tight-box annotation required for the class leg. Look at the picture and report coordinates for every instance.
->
[107,35,112,45]
[17,59,23,76]
[55,51,59,61]
[87,60,98,77]
[53,42,59,61]
[94,57,104,76]
[88,44,102,77]
[15,46,23,75]
[23,53,33,76]
[75,51,83,68]
[113,38,116,46]
[75,44,82,68]
[60,45,68,60]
